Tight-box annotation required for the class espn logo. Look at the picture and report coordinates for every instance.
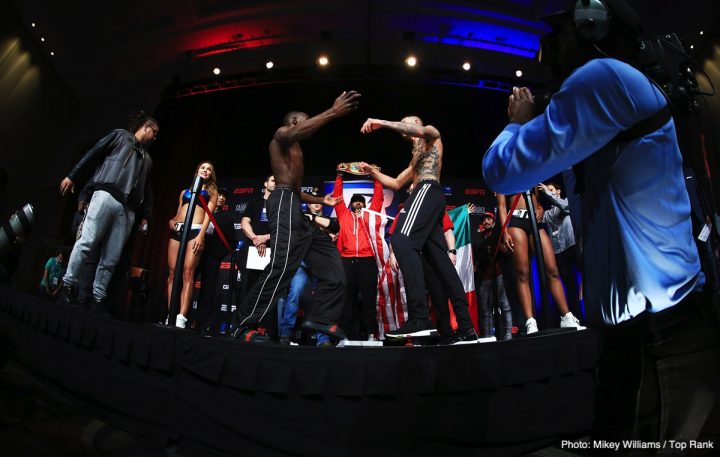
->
[464,188,487,196]
[233,187,254,194]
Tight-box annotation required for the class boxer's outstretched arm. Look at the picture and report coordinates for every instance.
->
[275,91,361,145]
[364,164,412,191]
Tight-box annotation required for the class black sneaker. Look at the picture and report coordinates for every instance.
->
[232,327,274,344]
[451,327,480,345]
[89,297,110,316]
[61,284,78,305]
[301,321,347,341]
[278,335,291,345]
[386,318,437,338]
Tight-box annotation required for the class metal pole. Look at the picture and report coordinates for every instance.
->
[227,247,241,336]
[168,175,204,326]
[489,225,501,336]
[490,258,500,337]
[523,190,551,325]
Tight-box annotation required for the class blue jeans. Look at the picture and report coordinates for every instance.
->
[63,191,135,300]
[593,292,720,447]
[277,263,329,345]
[277,264,309,337]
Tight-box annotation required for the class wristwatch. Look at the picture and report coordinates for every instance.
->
[447,249,457,255]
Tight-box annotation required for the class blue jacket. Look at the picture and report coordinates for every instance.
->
[483,58,702,325]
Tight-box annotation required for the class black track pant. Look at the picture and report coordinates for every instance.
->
[339,256,378,339]
[196,253,221,330]
[391,180,473,332]
[421,253,453,337]
[237,187,345,327]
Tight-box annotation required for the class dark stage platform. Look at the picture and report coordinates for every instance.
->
[0,284,598,457]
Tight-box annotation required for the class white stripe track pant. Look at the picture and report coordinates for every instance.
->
[237,187,345,328]
[392,180,473,332]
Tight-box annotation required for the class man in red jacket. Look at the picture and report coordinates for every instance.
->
[332,169,384,339]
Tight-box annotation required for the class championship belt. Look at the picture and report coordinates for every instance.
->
[336,162,380,176]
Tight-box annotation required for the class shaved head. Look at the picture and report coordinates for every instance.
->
[282,111,308,126]
[401,115,423,125]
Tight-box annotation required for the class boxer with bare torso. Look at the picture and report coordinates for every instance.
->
[233,90,361,343]
[358,116,479,344]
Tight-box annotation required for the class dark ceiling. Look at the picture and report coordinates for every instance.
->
[10,0,720,103]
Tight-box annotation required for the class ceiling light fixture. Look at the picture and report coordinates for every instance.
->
[690,45,694,50]
[462,62,471,71]
[700,31,704,35]
[31,22,36,28]
[317,55,329,66]
[50,51,55,56]
[515,70,523,77]
[213,67,221,75]
[266,61,274,69]
[40,37,45,42]
[406,55,417,67]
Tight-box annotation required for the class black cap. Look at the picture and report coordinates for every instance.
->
[350,193,366,204]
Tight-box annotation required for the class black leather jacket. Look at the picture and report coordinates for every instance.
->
[67,129,153,219]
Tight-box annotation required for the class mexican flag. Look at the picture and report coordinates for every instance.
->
[447,204,479,331]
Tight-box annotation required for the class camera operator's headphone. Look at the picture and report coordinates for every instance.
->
[574,0,610,42]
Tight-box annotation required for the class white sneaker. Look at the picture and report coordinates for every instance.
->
[560,312,587,330]
[525,317,538,334]
[175,314,187,329]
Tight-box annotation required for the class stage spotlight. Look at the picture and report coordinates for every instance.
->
[50,51,54,56]
[462,62,471,71]
[40,37,45,42]
[690,45,694,49]
[700,31,704,35]
[266,61,274,69]
[31,22,36,28]
[406,55,417,67]
[213,67,221,75]
[515,70,523,77]
[317,55,329,66]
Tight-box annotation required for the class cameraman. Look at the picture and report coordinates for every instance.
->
[482,0,720,446]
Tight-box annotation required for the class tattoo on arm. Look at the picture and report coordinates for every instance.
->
[382,120,421,137]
